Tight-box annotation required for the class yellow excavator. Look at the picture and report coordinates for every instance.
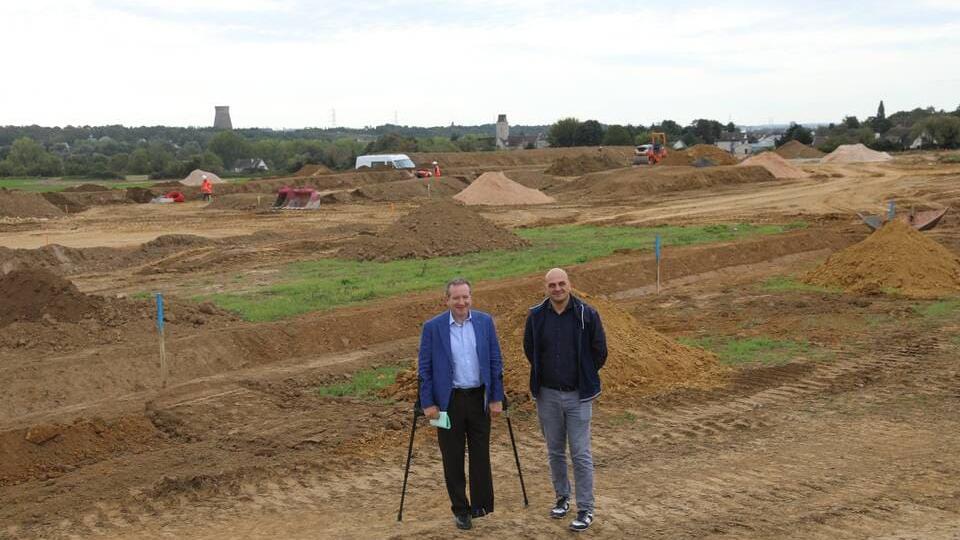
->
[634,132,669,165]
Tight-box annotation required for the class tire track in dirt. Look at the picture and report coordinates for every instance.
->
[22,331,958,539]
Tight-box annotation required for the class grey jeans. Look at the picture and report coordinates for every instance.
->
[536,387,594,512]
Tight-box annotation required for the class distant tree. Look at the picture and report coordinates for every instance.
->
[208,131,251,169]
[652,119,683,141]
[843,116,861,129]
[776,123,814,146]
[690,119,724,144]
[108,153,129,174]
[364,132,417,153]
[573,120,604,146]
[633,130,652,145]
[548,118,580,147]
[602,124,633,146]
[725,121,736,132]
[126,148,151,174]
[877,100,886,120]
[913,116,960,148]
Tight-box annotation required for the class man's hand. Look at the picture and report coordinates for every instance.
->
[489,401,503,416]
[423,405,440,419]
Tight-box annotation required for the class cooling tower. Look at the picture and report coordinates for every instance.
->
[214,106,233,130]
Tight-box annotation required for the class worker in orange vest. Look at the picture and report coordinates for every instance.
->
[432,161,441,178]
[201,175,213,202]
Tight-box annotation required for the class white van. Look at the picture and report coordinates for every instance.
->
[354,154,416,170]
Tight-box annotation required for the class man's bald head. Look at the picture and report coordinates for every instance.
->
[544,267,571,308]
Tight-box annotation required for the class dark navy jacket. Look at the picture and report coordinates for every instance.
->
[523,295,607,402]
[417,310,505,412]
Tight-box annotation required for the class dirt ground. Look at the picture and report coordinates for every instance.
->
[2,148,960,539]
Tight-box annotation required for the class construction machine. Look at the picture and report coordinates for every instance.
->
[633,132,669,165]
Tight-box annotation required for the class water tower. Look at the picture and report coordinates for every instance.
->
[214,106,233,130]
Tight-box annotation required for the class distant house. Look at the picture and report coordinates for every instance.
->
[811,135,828,150]
[910,131,937,150]
[232,158,269,173]
[672,140,687,150]
[755,134,779,149]
[506,132,549,149]
[715,132,751,156]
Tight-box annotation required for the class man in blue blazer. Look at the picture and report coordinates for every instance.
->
[418,277,505,530]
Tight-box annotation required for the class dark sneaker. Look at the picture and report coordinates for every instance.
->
[570,510,594,532]
[454,512,472,530]
[471,507,490,518]
[550,496,570,519]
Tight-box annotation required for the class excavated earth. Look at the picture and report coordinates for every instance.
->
[3,148,960,539]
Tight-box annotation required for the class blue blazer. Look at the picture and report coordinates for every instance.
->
[418,310,505,412]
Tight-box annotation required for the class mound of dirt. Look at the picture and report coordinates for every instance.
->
[0,267,103,327]
[801,220,960,298]
[739,152,810,179]
[453,171,556,206]
[40,191,90,213]
[383,291,724,403]
[775,140,824,159]
[63,183,109,192]
[0,189,64,219]
[180,169,224,186]
[554,166,776,201]
[294,163,333,176]
[141,234,215,252]
[125,186,157,203]
[340,200,528,261]
[353,176,468,201]
[821,144,893,164]
[545,152,626,176]
[660,145,738,166]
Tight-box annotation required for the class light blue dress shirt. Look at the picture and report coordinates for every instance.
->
[449,311,481,388]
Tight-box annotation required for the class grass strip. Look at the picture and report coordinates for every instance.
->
[759,276,840,293]
[679,335,820,366]
[316,365,402,398]
[210,222,806,321]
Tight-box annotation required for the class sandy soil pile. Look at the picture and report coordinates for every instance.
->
[0,189,64,218]
[775,140,824,159]
[660,145,738,166]
[0,268,104,327]
[453,171,555,206]
[294,163,333,176]
[739,152,810,178]
[554,166,775,201]
[180,169,224,186]
[384,291,724,403]
[545,153,625,176]
[353,176,468,201]
[802,220,960,297]
[340,200,528,262]
[821,144,893,164]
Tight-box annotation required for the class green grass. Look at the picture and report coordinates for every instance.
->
[679,335,821,366]
[0,177,154,192]
[210,222,806,321]
[913,298,960,319]
[316,365,402,399]
[759,276,840,293]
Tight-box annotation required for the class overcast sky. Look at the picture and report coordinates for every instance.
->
[2,0,959,129]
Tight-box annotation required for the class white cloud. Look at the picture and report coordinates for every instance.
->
[0,0,957,128]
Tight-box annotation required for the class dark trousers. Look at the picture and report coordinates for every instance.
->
[437,386,494,516]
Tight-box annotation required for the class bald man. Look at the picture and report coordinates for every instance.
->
[523,268,607,532]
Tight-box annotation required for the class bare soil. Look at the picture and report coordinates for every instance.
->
[3,150,960,539]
